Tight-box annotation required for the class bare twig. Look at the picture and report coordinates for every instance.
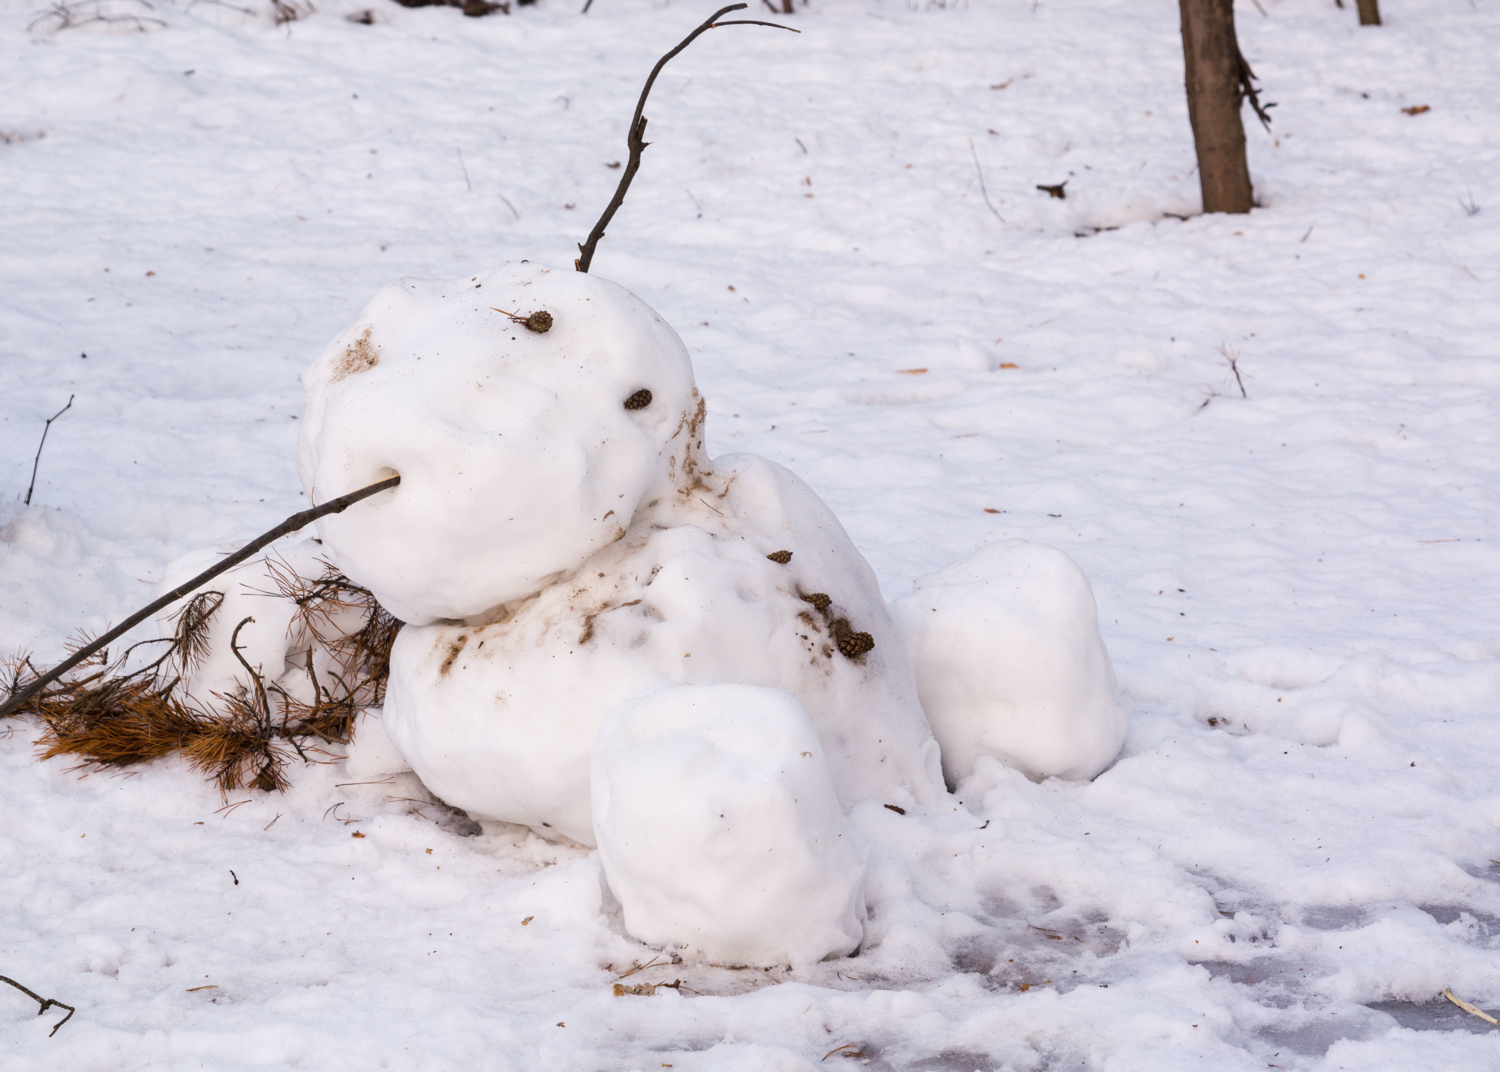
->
[1444,987,1500,1025]
[23,395,74,507]
[574,4,798,273]
[0,474,400,721]
[968,139,1005,223]
[1459,190,1481,217]
[616,955,662,980]
[1233,48,1274,131]
[0,975,75,1037]
[1217,343,1247,398]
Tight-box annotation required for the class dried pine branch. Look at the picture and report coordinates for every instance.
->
[0,473,399,721]
[9,561,401,798]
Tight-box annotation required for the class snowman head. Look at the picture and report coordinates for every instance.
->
[299,263,703,625]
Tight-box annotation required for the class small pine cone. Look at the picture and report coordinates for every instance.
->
[624,388,653,411]
[523,310,553,333]
[767,550,793,564]
[836,629,874,659]
[832,618,874,659]
[801,592,831,611]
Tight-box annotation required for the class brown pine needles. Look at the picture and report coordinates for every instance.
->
[4,562,400,797]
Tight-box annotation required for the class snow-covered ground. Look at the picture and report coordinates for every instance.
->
[3,0,1499,1067]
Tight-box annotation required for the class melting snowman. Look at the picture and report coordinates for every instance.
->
[170,262,1126,968]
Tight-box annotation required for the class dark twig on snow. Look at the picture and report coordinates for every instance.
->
[0,474,401,721]
[968,139,1005,223]
[1233,48,1274,131]
[0,974,75,1037]
[23,395,74,507]
[1218,343,1247,398]
[574,4,797,273]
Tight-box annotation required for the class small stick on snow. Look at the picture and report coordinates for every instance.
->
[968,139,1005,223]
[23,394,74,507]
[0,474,401,721]
[0,974,75,1037]
[1444,988,1500,1025]
[617,955,662,979]
[574,4,798,273]
[1217,343,1247,398]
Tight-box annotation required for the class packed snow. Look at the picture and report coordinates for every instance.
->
[3,0,1500,1070]
[892,539,1126,784]
[299,263,701,624]
[592,683,867,968]
[382,439,943,844]
[151,535,363,710]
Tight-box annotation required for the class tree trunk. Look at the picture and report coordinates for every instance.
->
[1178,0,1254,214]
[1356,0,1381,26]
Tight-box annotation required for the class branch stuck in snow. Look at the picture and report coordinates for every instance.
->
[574,4,798,273]
[23,394,74,507]
[0,474,400,721]
[0,975,75,1037]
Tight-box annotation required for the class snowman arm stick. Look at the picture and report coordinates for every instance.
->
[574,3,797,274]
[0,474,401,720]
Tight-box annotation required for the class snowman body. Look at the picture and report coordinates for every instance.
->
[382,452,941,846]
[298,263,941,847]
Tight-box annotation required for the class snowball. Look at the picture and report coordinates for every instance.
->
[152,537,361,711]
[890,540,1126,784]
[592,684,865,968]
[299,262,701,625]
[381,453,942,845]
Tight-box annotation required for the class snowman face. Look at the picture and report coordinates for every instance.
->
[299,263,700,625]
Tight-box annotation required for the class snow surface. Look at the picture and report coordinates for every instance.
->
[891,539,1126,784]
[592,683,866,968]
[4,0,1500,1069]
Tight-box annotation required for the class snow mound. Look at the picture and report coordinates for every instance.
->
[382,453,942,845]
[152,537,358,711]
[299,262,700,625]
[891,540,1126,784]
[592,684,865,968]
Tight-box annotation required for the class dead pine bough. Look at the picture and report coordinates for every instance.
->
[1,476,401,795]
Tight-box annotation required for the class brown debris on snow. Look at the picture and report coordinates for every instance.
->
[4,562,400,797]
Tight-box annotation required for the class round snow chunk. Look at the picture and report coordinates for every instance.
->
[299,262,700,625]
[891,540,1126,785]
[381,454,942,845]
[152,537,361,711]
[592,684,865,968]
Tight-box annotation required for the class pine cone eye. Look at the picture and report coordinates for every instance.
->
[623,389,653,411]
